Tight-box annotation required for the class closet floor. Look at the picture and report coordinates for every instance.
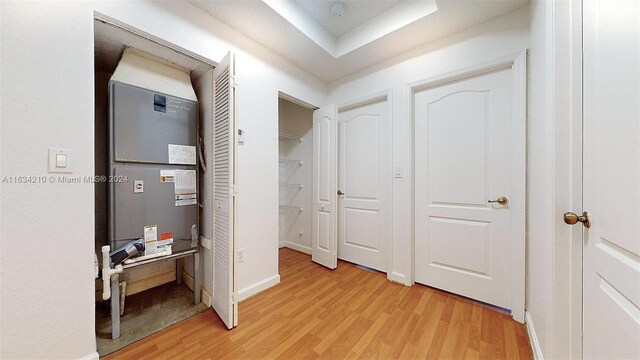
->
[96,282,208,357]
[104,248,533,359]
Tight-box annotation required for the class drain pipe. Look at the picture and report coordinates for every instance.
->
[101,245,123,301]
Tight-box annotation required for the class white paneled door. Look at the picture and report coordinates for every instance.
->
[414,61,525,320]
[312,105,338,269]
[337,100,389,272]
[582,0,640,357]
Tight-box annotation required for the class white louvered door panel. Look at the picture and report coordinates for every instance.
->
[194,68,215,301]
[212,51,237,329]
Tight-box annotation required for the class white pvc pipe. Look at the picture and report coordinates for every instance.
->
[122,248,170,265]
[101,245,123,301]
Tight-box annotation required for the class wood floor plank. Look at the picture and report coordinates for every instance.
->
[504,316,522,359]
[347,312,389,358]
[440,301,468,359]
[104,248,533,360]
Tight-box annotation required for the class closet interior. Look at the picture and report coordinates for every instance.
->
[278,97,314,260]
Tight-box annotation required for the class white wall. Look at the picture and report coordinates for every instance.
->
[0,1,326,359]
[278,99,313,253]
[0,2,96,359]
[328,6,531,285]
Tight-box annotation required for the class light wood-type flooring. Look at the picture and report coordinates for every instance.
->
[105,248,533,359]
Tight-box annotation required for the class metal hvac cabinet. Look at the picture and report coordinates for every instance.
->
[107,81,201,339]
[109,81,199,254]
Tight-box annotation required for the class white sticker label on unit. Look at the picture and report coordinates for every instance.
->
[174,169,197,206]
[158,232,174,247]
[160,170,175,183]
[143,225,158,256]
[168,144,196,165]
[154,232,173,255]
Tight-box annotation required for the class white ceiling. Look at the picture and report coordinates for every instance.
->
[294,0,404,37]
[263,0,437,58]
[190,0,529,83]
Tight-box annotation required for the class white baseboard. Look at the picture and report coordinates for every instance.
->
[237,274,280,301]
[388,271,410,286]
[278,241,286,249]
[79,351,99,360]
[525,311,544,360]
[284,241,311,254]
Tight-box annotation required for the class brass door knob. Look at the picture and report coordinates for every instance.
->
[337,190,344,196]
[488,196,508,205]
[563,211,591,228]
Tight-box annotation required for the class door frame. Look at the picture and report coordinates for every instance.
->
[533,1,584,357]
[92,11,232,330]
[408,51,527,322]
[337,89,394,279]
[558,1,583,357]
[276,91,319,259]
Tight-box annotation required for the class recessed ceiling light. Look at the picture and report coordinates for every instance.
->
[330,2,346,17]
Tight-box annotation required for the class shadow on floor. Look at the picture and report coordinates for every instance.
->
[96,282,208,357]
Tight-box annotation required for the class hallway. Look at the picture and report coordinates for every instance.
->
[106,248,532,359]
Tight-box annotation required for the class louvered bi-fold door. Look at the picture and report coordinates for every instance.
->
[212,51,238,329]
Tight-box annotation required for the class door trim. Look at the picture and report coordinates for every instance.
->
[278,91,320,111]
[337,89,394,280]
[555,1,583,357]
[569,1,582,356]
[408,51,527,322]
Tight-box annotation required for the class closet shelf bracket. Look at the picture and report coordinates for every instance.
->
[279,159,303,166]
[279,205,303,214]
[278,132,303,142]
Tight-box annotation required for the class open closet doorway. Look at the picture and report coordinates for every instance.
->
[278,95,315,273]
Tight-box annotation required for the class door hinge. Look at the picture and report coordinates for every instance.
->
[230,75,238,88]
[231,292,237,303]
[229,184,238,197]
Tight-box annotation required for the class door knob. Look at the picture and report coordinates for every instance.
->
[337,190,344,196]
[563,211,591,228]
[488,196,508,205]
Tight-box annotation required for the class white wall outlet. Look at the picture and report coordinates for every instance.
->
[238,248,244,263]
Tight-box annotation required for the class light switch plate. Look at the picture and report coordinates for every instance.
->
[55,154,67,168]
[48,148,74,173]
[394,166,403,178]
[237,128,245,145]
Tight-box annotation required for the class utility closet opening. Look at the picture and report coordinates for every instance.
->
[93,16,218,356]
